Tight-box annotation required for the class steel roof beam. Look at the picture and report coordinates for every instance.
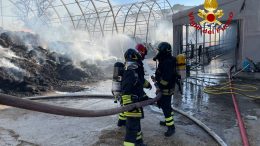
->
[60,0,76,28]
[75,0,91,34]
[90,0,104,36]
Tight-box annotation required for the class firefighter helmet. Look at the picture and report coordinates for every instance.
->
[124,48,140,62]
[135,44,147,60]
[153,42,172,61]
[158,42,172,55]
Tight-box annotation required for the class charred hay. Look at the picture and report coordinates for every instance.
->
[0,30,104,96]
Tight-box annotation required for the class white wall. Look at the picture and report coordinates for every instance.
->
[241,0,260,63]
[172,0,260,66]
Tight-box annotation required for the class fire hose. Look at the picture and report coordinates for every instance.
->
[203,81,260,99]
[0,93,228,146]
[228,66,250,146]
[203,66,251,146]
[0,93,161,117]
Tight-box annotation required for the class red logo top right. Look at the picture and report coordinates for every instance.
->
[189,0,234,34]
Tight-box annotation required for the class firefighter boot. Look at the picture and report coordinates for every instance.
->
[159,121,166,126]
[164,125,175,137]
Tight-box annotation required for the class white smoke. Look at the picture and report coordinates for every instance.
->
[0,58,19,70]
[150,20,173,46]
[0,0,174,66]
[0,58,28,82]
[0,47,18,59]
[0,46,28,80]
[101,34,137,59]
[20,23,137,65]
[0,11,173,67]
[1,19,174,67]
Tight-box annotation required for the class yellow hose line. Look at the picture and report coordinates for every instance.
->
[203,81,260,99]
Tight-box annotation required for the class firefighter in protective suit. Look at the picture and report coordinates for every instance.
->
[122,48,146,146]
[152,42,176,137]
[118,44,152,127]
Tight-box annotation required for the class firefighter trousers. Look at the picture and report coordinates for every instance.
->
[124,117,142,146]
[159,95,174,127]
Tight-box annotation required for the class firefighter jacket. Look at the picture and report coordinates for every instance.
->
[155,55,177,95]
[121,62,143,118]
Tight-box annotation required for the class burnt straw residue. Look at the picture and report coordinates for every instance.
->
[0,30,104,96]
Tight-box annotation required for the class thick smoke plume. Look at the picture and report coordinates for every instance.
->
[150,20,173,46]
[25,24,137,65]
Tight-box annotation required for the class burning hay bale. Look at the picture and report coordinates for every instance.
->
[0,30,104,96]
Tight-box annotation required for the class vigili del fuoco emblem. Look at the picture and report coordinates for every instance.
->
[198,0,224,26]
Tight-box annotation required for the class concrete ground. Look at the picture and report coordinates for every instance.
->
[0,77,259,146]
[0,54,260,146]
[174,77,260,146]
[0,98,218,146]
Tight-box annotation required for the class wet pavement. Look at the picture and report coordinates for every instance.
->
[0,57,260,146]
[0,76,259,146]
[0,98,219,146]
[174,76,260,146]
[0,98,119,146]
